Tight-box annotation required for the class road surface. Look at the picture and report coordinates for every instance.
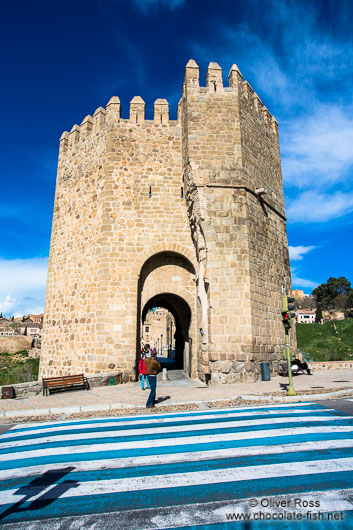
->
[1,401,353,528]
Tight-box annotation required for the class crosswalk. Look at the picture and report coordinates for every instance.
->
[0,402,353,529]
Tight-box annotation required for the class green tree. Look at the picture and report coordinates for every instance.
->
[315,303,323,322]
[7,321,22,334]
[312,277,353,310]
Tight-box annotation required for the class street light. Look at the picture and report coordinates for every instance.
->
[170,320,173,353]
[161,334,163,356]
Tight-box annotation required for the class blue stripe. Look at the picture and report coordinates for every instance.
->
[1,417,352,457]
[1,410,344,444]
[4,403,328,435]
[1,472,352,524]
[2,445,353,491]
[1,430,353,472]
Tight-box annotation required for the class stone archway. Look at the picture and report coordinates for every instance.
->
[142,293,192,370]
[136,251,197,377]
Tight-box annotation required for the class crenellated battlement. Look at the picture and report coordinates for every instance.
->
[59,94,175,155]
[183,60,278,138]
[59,59,278,156]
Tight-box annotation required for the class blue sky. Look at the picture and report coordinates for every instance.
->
[1,0,353,317]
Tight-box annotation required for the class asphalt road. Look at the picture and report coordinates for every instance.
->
[0,424,13,436]
[315,398,353,416]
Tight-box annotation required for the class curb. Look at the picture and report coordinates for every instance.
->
[1,388,353,420]
[238,388,353,402]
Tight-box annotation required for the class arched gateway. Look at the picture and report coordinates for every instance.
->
[40,60,294,384]
[138,251,196,376]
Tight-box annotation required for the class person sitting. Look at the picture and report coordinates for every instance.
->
[291,353,312,375]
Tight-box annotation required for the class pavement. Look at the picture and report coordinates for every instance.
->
[1,367,353,421]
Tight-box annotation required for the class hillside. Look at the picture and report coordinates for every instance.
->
[296,318,353,361]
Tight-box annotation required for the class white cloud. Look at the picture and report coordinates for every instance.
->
[291,267,319,290]
[286,190,353,223]
[0,257,48,317]
[291,274,319,290]
[289,245,316,261]
[281,105,353,188]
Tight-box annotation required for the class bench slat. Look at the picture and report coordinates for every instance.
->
[42,374,88,395]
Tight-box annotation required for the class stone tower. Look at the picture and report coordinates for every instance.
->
[40,60,294,384]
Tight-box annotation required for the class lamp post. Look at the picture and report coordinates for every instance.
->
[157,338,159,354]
[161,334,163,356]
[170,320,173,353]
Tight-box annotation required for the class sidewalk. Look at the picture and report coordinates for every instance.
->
[1,368,353,422]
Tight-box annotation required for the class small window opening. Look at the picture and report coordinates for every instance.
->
[181,186,184,199]
[149,186,152,198]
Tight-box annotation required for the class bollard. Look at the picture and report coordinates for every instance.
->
[162,368,168,381]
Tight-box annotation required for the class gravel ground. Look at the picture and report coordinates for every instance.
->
[1,387,352,425]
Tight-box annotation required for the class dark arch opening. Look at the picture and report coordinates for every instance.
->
[141,293,191,371]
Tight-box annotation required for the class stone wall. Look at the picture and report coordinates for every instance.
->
[0,336,33,354]
[40,59,294,384]
[181,61,293,383]
[310,361,353,370]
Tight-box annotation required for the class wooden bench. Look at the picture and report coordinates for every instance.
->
[42,374,89,396]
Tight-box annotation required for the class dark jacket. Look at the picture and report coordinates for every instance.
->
[145,357,161,375]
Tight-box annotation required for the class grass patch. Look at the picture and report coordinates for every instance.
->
[0,351,39,386]
[296,318,353,361]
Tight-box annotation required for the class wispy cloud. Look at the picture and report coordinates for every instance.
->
[291,266,319,290]
[291,273,319,290]
[0,257,48,317]
[281,105,353,189]
[286,190,353,223]
[289,245,317,261]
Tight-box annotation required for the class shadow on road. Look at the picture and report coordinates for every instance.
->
[155,395,171,404]
[0,466,78,522]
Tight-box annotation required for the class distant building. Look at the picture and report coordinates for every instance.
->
[20,322,43,338]
[323,310,345,322]
[22,314,44,324]
[296,310,316,324]
[142,308,175,355]
[293,289,310,298]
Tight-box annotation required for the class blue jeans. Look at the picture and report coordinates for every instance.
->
[146,375,157,407]
[141,374,150,389]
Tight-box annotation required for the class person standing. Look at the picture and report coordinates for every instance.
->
[145,350,161,408]
[138,353,151,390]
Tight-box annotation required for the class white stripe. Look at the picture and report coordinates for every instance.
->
[1,488,352,530]
[1,424,353,463]
[1,457,353,506]
[2,438,353,481]
[3,407,333,440]
[7,402,317,431]
[0,414,347,450]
